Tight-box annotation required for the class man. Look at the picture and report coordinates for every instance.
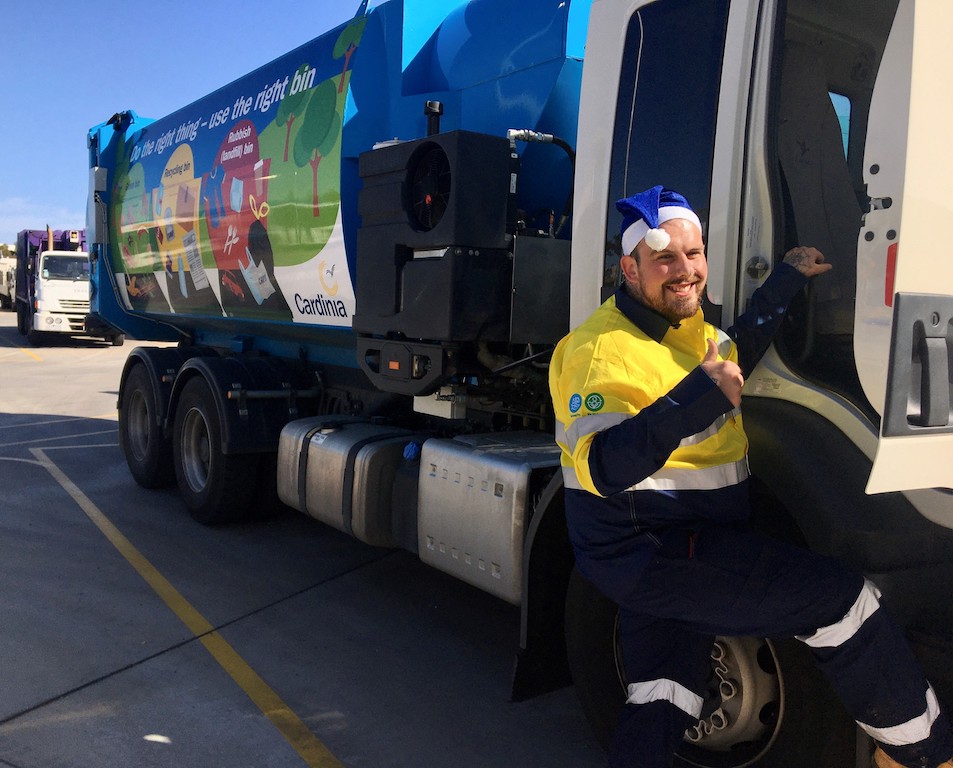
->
[549,186,953,768]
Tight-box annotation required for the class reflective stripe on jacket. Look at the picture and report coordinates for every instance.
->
[548,266,807,584]
[549,296,745,498]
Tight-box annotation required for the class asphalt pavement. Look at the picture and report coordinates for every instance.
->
[0,312,603,768]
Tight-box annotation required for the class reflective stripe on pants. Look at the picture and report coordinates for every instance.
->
[582,525,953,768]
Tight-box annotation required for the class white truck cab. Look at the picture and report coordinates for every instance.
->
[32,249,91,335]
[16,228,123,346]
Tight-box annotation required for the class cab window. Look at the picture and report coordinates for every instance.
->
[603,0,730,293]
[829,92,851,158]
[773,0,900,416]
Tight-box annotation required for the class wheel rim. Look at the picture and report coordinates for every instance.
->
[680,637,782,767]
[126,389,151,462]
[180,405,212,494]
[613,622,783,768]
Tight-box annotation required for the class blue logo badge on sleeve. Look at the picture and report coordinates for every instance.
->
[569,393,582,413]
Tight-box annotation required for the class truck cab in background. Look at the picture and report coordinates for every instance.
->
[15,228,123,346]
[86,0,953,765]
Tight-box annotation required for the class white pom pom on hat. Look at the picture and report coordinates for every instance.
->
[643,228,671,251]
[617,185,701,255]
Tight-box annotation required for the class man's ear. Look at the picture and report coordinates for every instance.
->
[620,253,640,285]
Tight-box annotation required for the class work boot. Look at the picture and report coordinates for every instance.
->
[873,746,953,768]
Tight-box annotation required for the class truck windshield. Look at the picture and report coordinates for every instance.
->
[42,255,90,280]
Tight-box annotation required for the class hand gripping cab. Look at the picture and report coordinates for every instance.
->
[87,0,953,765]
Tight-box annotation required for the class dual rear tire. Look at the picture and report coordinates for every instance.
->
[120,364,175,489]
[119,366,263,525]
[172,377,258,525]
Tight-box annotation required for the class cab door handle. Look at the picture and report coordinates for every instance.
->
[882,293,953,436]
[916,335,950,427]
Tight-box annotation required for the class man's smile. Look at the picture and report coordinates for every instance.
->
[665,280,698,297]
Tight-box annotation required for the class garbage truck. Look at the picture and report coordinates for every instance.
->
[86,0,953,764]
[14,228,123,345]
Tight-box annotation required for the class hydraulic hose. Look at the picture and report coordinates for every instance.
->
[507,129,576,237]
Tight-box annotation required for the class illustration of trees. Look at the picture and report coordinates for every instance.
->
[292,79,339,217]
[333,18,366,93]
[276,65,313,162]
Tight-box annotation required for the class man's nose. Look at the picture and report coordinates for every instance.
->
[674,252,695,276]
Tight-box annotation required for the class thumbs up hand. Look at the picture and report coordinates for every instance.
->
[700,338,744,407]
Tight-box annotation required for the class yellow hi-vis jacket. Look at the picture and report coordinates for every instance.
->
[548,267,805,585]
[550,292,748,499]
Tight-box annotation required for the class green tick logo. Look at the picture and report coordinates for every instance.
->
[585,393,605,412]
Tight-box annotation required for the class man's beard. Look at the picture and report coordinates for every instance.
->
[628,279,705,324]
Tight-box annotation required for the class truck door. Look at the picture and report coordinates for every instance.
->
[570,0,758,326]
[859,0,953,493]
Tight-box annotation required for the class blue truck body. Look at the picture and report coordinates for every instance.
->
[87,0,588,365]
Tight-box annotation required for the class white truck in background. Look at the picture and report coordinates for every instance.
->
[0,243,15,310]
[14,228,123,346]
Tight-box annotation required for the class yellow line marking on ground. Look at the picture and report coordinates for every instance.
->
[14,346,42,362]
[0,334,42,360]
[30,447,344,768]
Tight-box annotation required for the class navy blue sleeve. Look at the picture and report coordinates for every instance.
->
[728,262,807,376]
[589,367,734,496]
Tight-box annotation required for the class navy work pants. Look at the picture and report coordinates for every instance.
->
[598,525,953,768]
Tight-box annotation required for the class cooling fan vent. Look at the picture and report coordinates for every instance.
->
[408,145,452,231]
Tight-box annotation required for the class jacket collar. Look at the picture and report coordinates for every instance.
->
[614,284,679,343]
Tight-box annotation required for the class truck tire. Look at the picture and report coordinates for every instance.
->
[16,302,28,336]
[172,376,258,525]
[120,364,175,489]
[564,567,855,768]
[109,334,125,347]
[19,304,45,345]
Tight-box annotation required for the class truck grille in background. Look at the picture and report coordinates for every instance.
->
[57,300,91,332]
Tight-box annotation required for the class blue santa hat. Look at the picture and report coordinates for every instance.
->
[617,185,702,255]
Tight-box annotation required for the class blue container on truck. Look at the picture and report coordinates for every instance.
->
[87,1,953,765]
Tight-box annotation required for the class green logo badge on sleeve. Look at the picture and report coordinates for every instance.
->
[585,393,605,412]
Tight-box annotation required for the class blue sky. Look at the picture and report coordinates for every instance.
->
[0,1,365,244]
